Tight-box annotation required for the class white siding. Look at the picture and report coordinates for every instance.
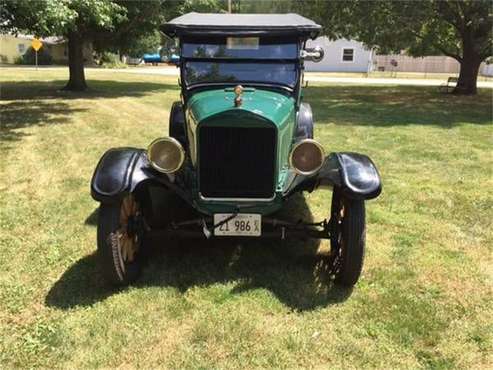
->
[481,63,493,76]
[304,37,373,73]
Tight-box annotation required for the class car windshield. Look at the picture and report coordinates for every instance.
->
[184,62,297,87]
[182,37,299,88]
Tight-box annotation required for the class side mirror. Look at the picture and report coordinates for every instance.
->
[301,46,324,63]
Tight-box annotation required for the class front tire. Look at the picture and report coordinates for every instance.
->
[97,194,144,286]
[330,189,366,287]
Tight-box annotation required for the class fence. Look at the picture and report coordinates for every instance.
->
[374,54,460,74]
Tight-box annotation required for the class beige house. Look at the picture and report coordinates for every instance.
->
[0,34,93,64]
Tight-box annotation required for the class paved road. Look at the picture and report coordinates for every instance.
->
[115,66,493,88]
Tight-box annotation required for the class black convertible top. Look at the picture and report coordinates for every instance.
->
[161,13,322,39]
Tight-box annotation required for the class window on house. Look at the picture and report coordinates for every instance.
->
[18,44,26,54]
[342,48,354,62]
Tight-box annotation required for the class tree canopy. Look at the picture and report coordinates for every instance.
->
[291,0,492,94]
[1,0,127,90]
[0,0,186,90]
[1,0,490,94]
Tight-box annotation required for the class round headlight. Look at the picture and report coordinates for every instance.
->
[289,139,325,176]
[147,137,185,173]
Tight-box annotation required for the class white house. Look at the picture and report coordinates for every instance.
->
[304,37,373,73]
[482,63,493,77]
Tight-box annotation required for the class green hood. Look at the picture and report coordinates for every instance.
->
[186,88,297,216]
[187,88,295,129]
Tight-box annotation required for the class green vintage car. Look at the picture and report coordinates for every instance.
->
[91,13,382,287]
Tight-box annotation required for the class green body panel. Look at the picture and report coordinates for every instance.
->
[185,88,297,215]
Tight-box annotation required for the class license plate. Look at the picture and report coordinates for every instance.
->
[213,213,261,236]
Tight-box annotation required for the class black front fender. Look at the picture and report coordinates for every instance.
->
[286,152,382,200]
[318,152,382,200]
[91,148,163,203]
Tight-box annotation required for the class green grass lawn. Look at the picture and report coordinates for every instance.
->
[1,67,492,369]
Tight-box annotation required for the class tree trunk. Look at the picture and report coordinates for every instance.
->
[453,36,482,95]
[64,31,87,91]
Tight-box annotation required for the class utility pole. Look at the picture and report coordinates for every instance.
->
[228,0,232,13]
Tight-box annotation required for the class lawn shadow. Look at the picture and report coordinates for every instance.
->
[84,208,98,226]
[306,85,492,128]
[46,193,351,311]
[0,100,86,145]
[0,79,179,101]
[1,78,178,149]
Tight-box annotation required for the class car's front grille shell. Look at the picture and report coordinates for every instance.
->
[198,125,276,199]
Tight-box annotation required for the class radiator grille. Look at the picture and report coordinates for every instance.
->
[199,126,276,198]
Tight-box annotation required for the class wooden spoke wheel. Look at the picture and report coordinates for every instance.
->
[97,194,144,286]
[330,189,366,287]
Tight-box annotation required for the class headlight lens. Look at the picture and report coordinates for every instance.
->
[289,139,325,175]
[147,137,185,173]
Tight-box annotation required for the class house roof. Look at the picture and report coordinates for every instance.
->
[161,13,321,39]
[42,36,65,45]
[10,34,65,45]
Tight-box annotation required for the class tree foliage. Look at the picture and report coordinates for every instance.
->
[93,0,228,57]
[124,31,162,58]
[0,0,125,37]
[0,0,229,90]
[2,0,489,94]
[92,1,172,57]
[0,0,186,90]
[1,0,127,90]
[179,0,227,13]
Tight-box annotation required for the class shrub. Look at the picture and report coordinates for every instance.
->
[98,52,127,68]
[20,46,53,65]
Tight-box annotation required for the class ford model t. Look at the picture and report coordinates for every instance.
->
[91,13,382,287]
